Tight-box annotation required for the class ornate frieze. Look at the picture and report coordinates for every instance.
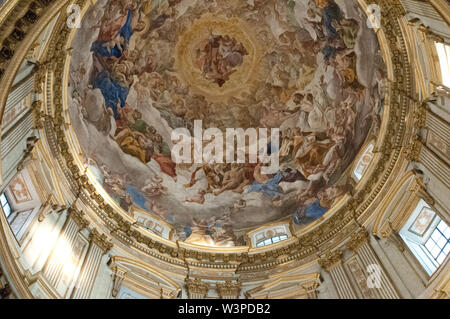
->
[0,0,57,78]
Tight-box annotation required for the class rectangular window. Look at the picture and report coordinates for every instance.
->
[424,220,450,266]
[435,42,450,88]
[1,193,12,218]
[400,200,449,275]
[256,235,289,247]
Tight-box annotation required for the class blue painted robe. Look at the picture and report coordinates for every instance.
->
[305,200,328,219]
[93,71,130,119]
[248,171,284,198]
[126,185,147,210]
[91,10,135,58]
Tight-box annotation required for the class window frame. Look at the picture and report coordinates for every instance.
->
[256,234,288,247]
[434,42,450,88]
[423,221,450,266]
[1,193,12,218]
[399,199,450,275]
[352,140,375,182]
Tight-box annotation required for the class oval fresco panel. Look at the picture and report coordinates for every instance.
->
[68,0,386,246]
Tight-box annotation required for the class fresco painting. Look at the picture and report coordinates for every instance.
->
[68,0,386,246]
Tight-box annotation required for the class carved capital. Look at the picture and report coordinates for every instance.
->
[405,135,423,162]
[185,278,209,299]
[414,102,428,130]
[346,228,369,252]
[89,229,113,254]
[318,249,343,271]
[216,280,241,299]
[67,207,89,230]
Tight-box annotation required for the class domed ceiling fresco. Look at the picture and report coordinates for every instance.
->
[68,0,386,247]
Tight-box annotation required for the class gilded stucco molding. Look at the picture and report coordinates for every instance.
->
[404,134,424,162]
[345,228,369,252]
[0,0,417,274]
[89,228,113,254]
[318,249,344,271]
[216,280,241,299]
[67,206,89,230]
[110,265,127,298]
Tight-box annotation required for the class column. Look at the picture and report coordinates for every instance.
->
[346,229,400,299]
[42,207,89,288]
[319,249,357,299]
[185,277,209,299]
[71,229,113,299]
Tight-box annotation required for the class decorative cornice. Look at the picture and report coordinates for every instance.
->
[0,0,58,79]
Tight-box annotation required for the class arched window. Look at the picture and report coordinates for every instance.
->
[353,142,375,181]
[435,42,450,88]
